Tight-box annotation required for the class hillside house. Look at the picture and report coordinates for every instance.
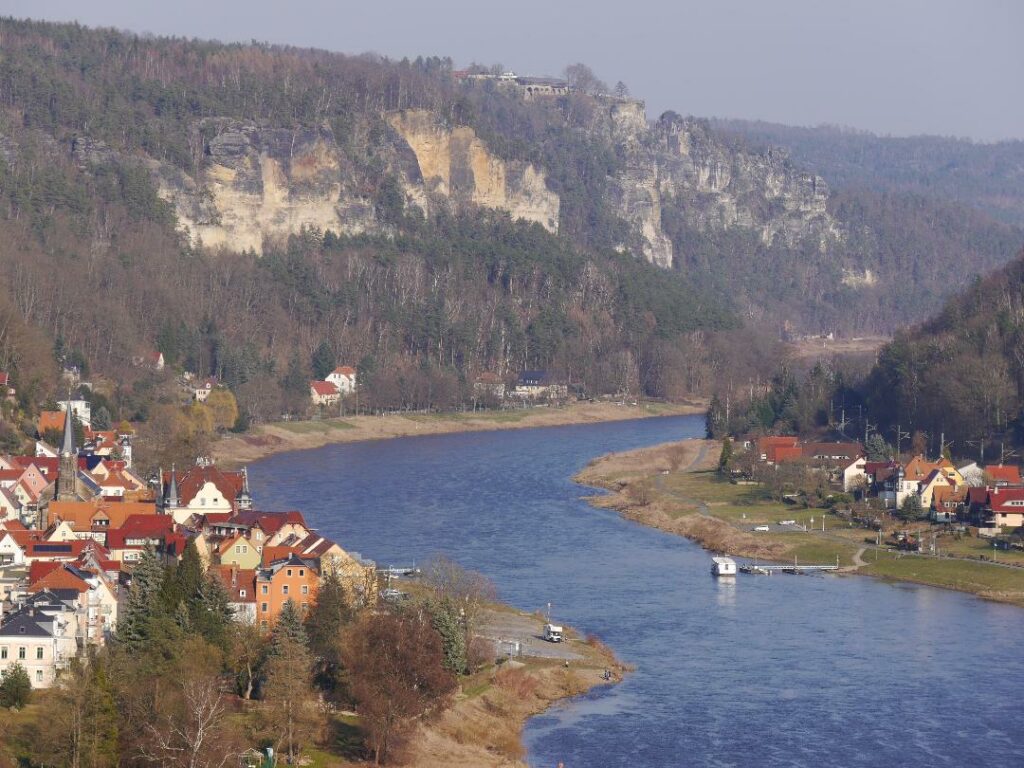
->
[255,554,319,630]
[309,380,340,406]
[0,598,78,688]
[325,366,357,394]
[513,371,568,401]
[473,372,506,401]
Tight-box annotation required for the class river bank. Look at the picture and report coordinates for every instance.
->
[405,606,624,768]
[213,400,704,467]
[576,438,1024,608]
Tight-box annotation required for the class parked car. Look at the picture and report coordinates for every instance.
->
[779,519,797,526]
[753,525,771,532]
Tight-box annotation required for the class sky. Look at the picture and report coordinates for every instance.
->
[3,0,1022,141]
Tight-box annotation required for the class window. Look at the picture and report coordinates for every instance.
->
[287,569,293,577]
[239,590,246,598]
[282,585,289,595]
[36,647,43,660]
[36,670,43,682]
[260,620,268,630]
[18,647,26,659]
[301,585,309,595]
[235,545,242,554]
[261,602,268,613]
[0,647,6,659]
[299,569,305,576]
[261,585,268,595]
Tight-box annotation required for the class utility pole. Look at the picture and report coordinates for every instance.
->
[966,438,986,464]
[891,424,909,457]
[1001,442,1018,466]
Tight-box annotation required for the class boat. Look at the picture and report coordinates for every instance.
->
[710,556,737,577]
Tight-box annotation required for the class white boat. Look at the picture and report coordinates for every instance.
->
[710,556,737,577]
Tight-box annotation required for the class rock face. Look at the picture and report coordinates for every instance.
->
[153,120,376,253]
[601,105,841,267]
[151,113,560,252]
[144,101,837,265]
[387,110,559,233]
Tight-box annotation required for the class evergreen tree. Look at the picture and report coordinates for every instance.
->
[718,437,734,474]
[92,405,112,431]
[117,544,166,650]
[270,599,308,654]
[427,597,468,675]
[304,569,351,697]
[899,493,924,521]
[193,570,235,649]
[0,662,32,709]
[311,340,335,380]
[42,656,118,768]
[865,433,892,461]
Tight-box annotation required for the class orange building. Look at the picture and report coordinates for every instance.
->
[254,555,319,630]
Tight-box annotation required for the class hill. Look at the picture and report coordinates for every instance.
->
[713,118,1024,228]
[862,248,1024,455]
[0,17,1020,444]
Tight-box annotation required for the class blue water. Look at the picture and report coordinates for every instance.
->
[249,414,1024,767]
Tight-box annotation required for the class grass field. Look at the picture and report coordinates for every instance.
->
[275,418,356,434]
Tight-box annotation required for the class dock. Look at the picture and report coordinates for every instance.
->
[381,565,421,578]
[739,556,840,575]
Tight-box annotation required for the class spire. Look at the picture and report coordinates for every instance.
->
[61,394,76,456]
[236,466,253,510]
[166,464,180,509]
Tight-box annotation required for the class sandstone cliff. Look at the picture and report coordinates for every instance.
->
[597,101,841,267]
[144,99,838,268]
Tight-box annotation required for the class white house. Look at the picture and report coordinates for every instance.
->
[325,366,357,394]
[842,457,868,493]
[0,599,79,688]
[58,399,92,429]
[193,379,217,402]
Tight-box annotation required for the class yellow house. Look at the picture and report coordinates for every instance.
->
[217,533,261,570]
[918,469,951,510]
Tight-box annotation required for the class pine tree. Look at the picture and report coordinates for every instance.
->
[718,437,734,474]
[865,433,892,461]
[118,544,166,650]
[311,341,335,380]
[270,599,308,654]
[0,662,32,709]
[427,597,468,675]
[304,569,351,697]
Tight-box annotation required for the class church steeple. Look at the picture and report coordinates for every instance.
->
[60,395,75,456]
[165,464,180,509]
[236,466,253,510]
[56,395,78,501]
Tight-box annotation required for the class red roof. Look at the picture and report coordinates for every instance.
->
[25,540,89,560]
[310,381,339,396]
[231,510,307,536]
[28,560,63,583]
[988,487,1024,513]
[984,465,1022,485]
[0,372,8,386]
[331,366,356,376]
[211,565,257,603]
[119,515,177,536]
[0,519,27,531]
[29,565,90,593]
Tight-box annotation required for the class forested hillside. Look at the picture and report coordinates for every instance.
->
[862,248,1024,455]
[0,17,1020,441]
[714,118,1024,228]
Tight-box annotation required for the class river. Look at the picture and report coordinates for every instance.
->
[249,414,1024,767]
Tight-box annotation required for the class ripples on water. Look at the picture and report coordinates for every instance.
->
[250,415,1024,767]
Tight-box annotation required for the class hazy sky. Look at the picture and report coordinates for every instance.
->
[4,0,1022,140]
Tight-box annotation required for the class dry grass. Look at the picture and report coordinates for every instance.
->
[214,401,706,468]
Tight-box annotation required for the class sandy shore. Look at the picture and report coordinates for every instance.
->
[212,400,705,468]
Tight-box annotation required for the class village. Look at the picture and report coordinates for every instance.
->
[0,388,377,690]
[727,432,1024,557]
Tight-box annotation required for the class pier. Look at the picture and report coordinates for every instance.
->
[739,556,840,575]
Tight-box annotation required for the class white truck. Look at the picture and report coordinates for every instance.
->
[543,623,564,642]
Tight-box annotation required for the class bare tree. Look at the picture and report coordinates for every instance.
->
[422,555,497,643]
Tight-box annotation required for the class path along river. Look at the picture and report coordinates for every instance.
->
[249,414,1024,767]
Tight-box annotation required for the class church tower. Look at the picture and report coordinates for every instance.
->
[56,399,78,501]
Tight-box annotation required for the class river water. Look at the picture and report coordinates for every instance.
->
[249,414,1024,767]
